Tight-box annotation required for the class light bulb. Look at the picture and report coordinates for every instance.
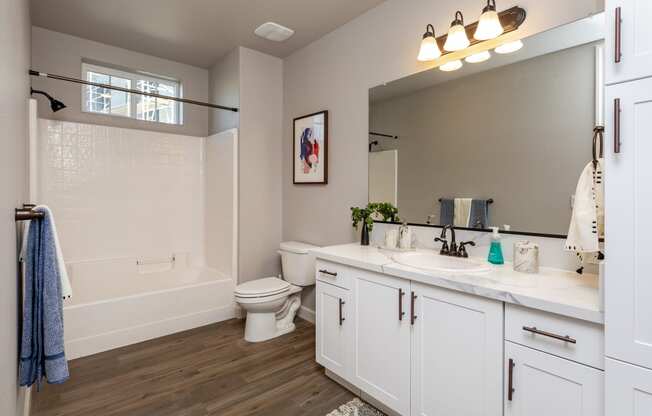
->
[440,60,463,72]
[444,11,470,52]
[474,0,504,40]
[417,25,441,61]
[465,50,491,63]
[495,39,523,54]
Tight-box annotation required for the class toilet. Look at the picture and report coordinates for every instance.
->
[235,241,318,342]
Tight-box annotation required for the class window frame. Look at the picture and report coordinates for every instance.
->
[81,63,183,126]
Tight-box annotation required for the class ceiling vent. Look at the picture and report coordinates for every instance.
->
[254,22,295,42]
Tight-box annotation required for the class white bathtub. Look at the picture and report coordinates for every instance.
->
[63,255,235,359]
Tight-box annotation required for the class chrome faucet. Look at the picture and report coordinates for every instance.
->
[435,225,475,257]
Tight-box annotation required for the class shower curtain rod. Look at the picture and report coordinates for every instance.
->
[29,69,239,113]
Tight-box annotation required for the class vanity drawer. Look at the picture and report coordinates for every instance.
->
[505,304,604,369]
[316,260,351,290]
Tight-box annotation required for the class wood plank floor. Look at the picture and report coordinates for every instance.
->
[32,319,355,416]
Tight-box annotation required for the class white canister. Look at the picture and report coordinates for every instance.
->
[384,229,399,249]
[399,224,412,250]
[513,241,539,274]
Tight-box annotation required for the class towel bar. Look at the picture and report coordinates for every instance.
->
[15,207,44,221]
[438,198,493,204]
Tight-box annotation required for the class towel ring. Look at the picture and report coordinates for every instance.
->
[592,126,604,170]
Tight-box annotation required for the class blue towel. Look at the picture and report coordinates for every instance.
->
[469,199,490,229]
[19,207,69,388]
[439,199,454,226]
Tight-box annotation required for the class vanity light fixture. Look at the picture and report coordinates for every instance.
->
[417,24,442,61]
[444,11,471,52]
[474,0,504,40]
[439,60,463,72]
[495,39,523,54]
[415,6,525,62]
[465,50,491,63]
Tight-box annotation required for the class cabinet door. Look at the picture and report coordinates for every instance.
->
[353,271,411,415]
[411,283,503,416]
[606,358,652,415]
[605,78,652,368]
[606,0,652,85]
[505,342,604,416]
[316,281,352,381]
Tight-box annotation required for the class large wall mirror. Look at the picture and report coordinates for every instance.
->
[368,13,605,237]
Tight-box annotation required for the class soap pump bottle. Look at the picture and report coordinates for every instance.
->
[488,227,504,265]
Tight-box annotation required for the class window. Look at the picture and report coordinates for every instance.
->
[82,63,182,125]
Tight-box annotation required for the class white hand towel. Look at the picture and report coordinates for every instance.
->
[565,159,604,256]
[454,198,472,227]
[21,206,72,299]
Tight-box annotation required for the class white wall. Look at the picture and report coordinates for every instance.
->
[205,129,238,277]
[0,0,30,414]
[31,27,210,137]
[282,0,603,309]
[238,48,284,283]
[209,49,240,135]
[37,119,205,265]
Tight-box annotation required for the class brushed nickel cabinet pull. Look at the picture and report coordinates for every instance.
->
[508,358,515,401]
[522,326,577,344]
[614,98,621,154]
[398,289,406,321]
[319,269,337,277]
[339,299,345,325]
[410,291,417,325]
[615,7,622,63]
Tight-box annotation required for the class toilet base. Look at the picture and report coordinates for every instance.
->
[243,292,301,343]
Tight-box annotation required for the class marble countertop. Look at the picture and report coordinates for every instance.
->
[311,244,603,324]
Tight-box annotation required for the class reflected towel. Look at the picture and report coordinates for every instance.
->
[19,206,69,388]
[469,199,490,229]
[439,199,454,226]
[454,198,472,227]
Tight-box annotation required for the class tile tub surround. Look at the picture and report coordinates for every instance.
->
[312,243,602,324]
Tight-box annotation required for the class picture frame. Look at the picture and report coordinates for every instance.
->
[293,110,328,184]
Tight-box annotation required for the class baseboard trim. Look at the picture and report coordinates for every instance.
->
[298,305,315,323]
[65,305,236,360]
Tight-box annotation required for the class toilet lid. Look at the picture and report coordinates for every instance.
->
[235,277,291,298]
[279,241,319,254]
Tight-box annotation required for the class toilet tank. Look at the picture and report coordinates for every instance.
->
[279,241,319,286]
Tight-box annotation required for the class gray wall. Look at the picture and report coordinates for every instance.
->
[282,0,603,310]
[0,0,30,414]
[238,48,284,283]
[31,27,209,137]
[370,42,597,235]
[209,48,240,135]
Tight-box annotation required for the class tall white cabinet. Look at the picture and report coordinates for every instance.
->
[605,0,652,413]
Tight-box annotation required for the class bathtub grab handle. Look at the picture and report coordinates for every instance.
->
[136,256,176,266]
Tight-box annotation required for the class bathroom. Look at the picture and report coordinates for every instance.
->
[1,0,650,415]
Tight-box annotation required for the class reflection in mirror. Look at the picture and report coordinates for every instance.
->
[368,13,605,236]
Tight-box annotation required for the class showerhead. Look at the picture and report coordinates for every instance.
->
[30,88,66,112]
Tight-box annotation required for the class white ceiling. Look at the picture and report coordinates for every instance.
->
[30,0,386,68]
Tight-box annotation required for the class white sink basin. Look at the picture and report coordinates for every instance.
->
[392,251,492,274]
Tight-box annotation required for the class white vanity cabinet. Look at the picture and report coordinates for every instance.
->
[505,342,604,416]
[315,260,504,416]
[411,282,503,416]
[605,0,652,85]
[315,280,352,381]
[352,270,411,415]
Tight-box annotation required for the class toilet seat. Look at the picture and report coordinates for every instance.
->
[235,277,290,299]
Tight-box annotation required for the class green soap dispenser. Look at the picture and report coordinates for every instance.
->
[488,227,504,265]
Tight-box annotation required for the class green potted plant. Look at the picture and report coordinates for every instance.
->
[351,202,399,246]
